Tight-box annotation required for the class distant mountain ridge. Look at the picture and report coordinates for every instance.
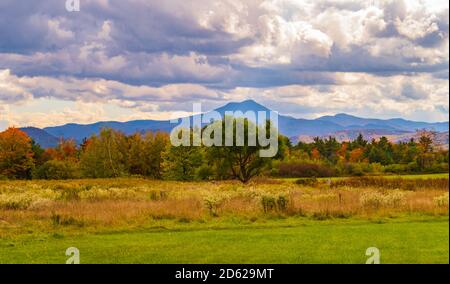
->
[20,127,59,148]
[20,100,449,148]
[317,113,449,132]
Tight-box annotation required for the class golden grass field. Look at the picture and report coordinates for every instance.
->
[0,176,448,235]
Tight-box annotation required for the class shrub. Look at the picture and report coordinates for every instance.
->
[278,162,335,178]
[204,193,229,217]
[295,177,319,187]
[261,196,276,213]
[52,185,83,201]
[149,190,168,201]
[0,194,32,210]
[384,164,408,174]
[261,194,289,213]
[311,211,332,220]
[382,191,406,207]
[360,190,406,209]
[434,193,449,207]
[350,164,364,176]
[195,165,213,181]
[34,160,81,180]
[339,163,366,176]
[276,195,289,212]
[51,213,84,226]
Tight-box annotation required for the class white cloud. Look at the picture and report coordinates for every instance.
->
[0,0,448,127]
[0,68,224,107]
[2,69,447,127]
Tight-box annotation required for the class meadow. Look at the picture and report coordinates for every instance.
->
[0,174,448,264]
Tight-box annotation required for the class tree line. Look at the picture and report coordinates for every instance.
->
[0,123,448,182]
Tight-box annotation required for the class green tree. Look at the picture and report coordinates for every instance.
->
[163,141,203,181]
[34,160,81,180]
[80,128,128,178]
[207,118,283,183]
[128,131,169,178]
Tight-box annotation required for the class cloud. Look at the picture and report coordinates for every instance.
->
[1,69,447,127]
[0,0,447,86]
[0,0,448,127]
[0,69,225,107]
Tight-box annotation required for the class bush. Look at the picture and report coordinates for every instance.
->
[195,165,213,181]
[295,177,319,187]
[203,193,229,217]
[261,195,289,213]
[384,164,408,174]
[51,213,84,226]
[149,190,168,201]
[34,160,81,180]
[344,163,365,176]
[0,194,32,210]
[261,196,276,213]
[434,193,449,207]
[276,195,289,212]
[278,162,335,178]
[360,191,406,209]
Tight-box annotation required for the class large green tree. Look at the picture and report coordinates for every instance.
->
[207,118,285,183]
[80,128,128,178]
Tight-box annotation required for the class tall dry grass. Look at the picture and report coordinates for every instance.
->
[330,177,448,191]
[0,177,448,234]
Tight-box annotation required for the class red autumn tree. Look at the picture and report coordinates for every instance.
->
[0,127,34,179]
[311,148,321,160]
[44,139,78,161]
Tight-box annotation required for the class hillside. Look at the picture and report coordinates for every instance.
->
[20,127,59,148]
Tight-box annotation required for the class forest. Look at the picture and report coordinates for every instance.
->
[0,124,448,182]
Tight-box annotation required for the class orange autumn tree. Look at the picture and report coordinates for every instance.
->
[349,148,365,163]
[0,127,34,179]
[43,139,78,162]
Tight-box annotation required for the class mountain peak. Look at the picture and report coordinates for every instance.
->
[334,113,358,118]
[214,99,271,114]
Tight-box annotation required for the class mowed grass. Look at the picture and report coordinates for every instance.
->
[0,217,448,264]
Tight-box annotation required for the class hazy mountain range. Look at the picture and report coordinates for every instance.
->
[20,100,449,148]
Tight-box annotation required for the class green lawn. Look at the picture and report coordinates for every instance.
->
[1,217,448,264]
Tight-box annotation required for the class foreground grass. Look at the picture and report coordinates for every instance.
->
[0,176,447,263]
[0,216,448,264]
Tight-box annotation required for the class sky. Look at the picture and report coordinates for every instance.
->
[0,0,448,129]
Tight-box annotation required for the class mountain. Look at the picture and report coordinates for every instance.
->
[212,100,346,136]
[317,113,448,132]
[22,100,449,148]
[44,120,174,143]
[20,127,59,148]
[214,99,271,115]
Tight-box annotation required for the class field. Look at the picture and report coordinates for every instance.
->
[0,174,448,264]
[278,173,449,182]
